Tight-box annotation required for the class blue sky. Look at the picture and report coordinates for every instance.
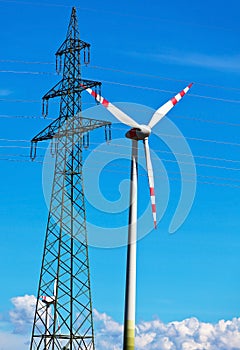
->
[1,0,240,348]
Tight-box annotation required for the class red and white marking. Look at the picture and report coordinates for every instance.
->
[144,138,157,229]
[171,83,193,106]
[86,88,110,107]
[148,83,193,129]
[40,295,55,303]
[82,85,140,128]
[83,82,193,229]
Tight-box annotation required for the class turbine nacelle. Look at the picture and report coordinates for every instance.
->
[125,125,151,141]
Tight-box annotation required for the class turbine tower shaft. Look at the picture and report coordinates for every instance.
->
[123,139,138,350]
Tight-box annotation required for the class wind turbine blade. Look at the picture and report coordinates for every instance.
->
[143,138,157,229]
[148,83,193,129]
[83,86,140,128]
[53,279,57,300]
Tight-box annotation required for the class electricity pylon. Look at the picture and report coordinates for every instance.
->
[29,7,111,350]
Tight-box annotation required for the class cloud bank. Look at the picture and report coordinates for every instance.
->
[2,295,240,350]
[94,309,240,350]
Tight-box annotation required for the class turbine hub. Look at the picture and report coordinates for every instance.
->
[125,124,151,140]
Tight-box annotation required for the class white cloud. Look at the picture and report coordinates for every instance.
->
[2,297,240,350]
[93,309,123,350]
[94,310,240,350]
[9,295,36,334]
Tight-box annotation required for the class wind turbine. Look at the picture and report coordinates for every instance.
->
[83,83,193,350]
[40,280,57,349]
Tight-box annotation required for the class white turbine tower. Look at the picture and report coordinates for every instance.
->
[84,83,193,350]
[40,280,57,349]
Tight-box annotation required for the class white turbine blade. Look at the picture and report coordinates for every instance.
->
[143,138,157,229]
[83,86,140,128]
[148,83,193,129]
[53,279,57,300]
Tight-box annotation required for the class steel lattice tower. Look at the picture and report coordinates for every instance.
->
[29,7,111,350]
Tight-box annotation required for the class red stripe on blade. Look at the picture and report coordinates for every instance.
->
[150,187,155,196]
[152,204,156,213]
[91,90,97,98]
[180,90,185,97]
[171,97,178,105]
[102,98,109,107]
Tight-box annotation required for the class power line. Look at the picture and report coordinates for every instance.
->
[87,65,240,93]
[101,80,240,104]
[105,126,240,148]
[0,59,54,65]
[5,151,239,184]
[0,112,233,127]
[172,114,240,128]
[89,148,240,173]
[0,97,40,103]
[1,110,240,129]
[0,148,239,182]
[2,58,240,94]
[98,125,240,147]
[154,131,240,147]
[0,114,54,120]
[0,0,69,8]
[0,154,240,189]
[0,69,56,76]
[89,141,240,164]
[0,0,238,34]
[1,67,240,104]
[1,141,240,173]
[3,71,239,104]
[1,64,240,104]
[0,72,239,104]
[1,135,240,163]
